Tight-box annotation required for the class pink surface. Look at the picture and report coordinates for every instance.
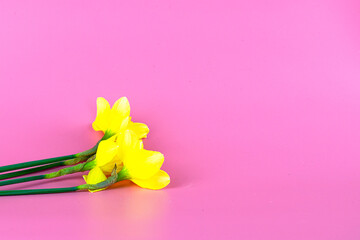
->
[0,0,360,239]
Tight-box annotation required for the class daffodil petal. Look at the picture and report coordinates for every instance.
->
[128,122,149,139]
[136,140,144,150]
[111,97,130,118]
[119,116,130,131]
[123,130,133,148]
[131,170,170,190]
[83,167,108,192]
[113,129,141,153]
[124,150,164,180]
[123,129,142,149]
[108,114,130,135]
[107,97,130,133]
[92,97,111,133]
[96,138,119,167]
[83,167,107,184]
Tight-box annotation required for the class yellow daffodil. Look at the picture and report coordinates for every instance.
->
[0,96,169,196]
[92,97,149,139]
[83,129,170,191]
[118,148,170,190]
[84,149,170,191]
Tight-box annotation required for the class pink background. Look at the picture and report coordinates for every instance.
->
[0,0,360,239]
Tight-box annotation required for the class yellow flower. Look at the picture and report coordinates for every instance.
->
[93,130,143,175]
[82,146,170,191]
[119,148,170,190]
[83,167,108,192]
[92,97,149,139]
[84,128,170,191]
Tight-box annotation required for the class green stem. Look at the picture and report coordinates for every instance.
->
[0,163,119,196]
[0,161,65,180]
[0,137,105,174]
[0,154,76,173]
[0,156,90,181]
[0,159,95,186]
[0,187,78,196]
[75,130,112,157]
[0,175,45,186]
[0,129,114,174]
[75,144,99,157]
[44,161,94,179]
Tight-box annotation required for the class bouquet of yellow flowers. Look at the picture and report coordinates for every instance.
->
[0,97,170,196]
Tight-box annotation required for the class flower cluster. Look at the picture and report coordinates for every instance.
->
[0,97,169,196]
[84,97,170,191]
